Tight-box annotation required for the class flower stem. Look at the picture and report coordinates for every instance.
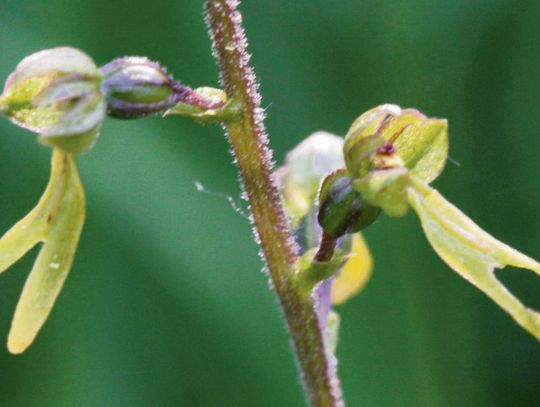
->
[315,232,338,263]
[204,1,343,406]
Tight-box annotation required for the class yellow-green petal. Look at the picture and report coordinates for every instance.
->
[0,205,45,275]
[408,177,540,341]
[6,149,85,354]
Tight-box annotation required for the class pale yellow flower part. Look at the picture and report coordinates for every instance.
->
[409,176,540,342]
[0,149,85,354]
[331,233,372,305]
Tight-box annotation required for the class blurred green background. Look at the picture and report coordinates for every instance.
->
[0,0,539,406]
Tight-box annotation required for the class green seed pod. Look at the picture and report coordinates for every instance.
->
[294,205,353,255]
[0,47,105,154]
[317,169,380,238]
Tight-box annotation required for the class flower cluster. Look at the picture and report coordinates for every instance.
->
[280,105,540,354]
[0,47,228,353]
[0,46,538,356]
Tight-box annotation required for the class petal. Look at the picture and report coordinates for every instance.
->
[7,150,85,354]
[0,208,45,275]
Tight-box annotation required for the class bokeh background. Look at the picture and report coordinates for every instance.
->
[0,0,539,406]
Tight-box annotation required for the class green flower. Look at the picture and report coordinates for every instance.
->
[278,131,375,303]
[0,47,231,353]
[344,104,540,341]
[343,104,447,216]
[0,48,96,353]
[0,47,105,154]
[285,105,540,345]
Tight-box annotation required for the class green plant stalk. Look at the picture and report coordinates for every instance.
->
[204,1,343,406]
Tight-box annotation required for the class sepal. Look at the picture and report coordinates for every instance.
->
[352,167,410,217]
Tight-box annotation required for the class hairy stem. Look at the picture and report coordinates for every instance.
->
[204,1,343,406]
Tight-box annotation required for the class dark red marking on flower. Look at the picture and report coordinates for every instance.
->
[377,142,396,155]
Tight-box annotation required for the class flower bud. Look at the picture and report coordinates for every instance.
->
[100,57,224,119]
[344,104,448,183]
[100,57,176,118]
[0,47,105,154]
[277,131,346,221]
[317,170,380,238]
